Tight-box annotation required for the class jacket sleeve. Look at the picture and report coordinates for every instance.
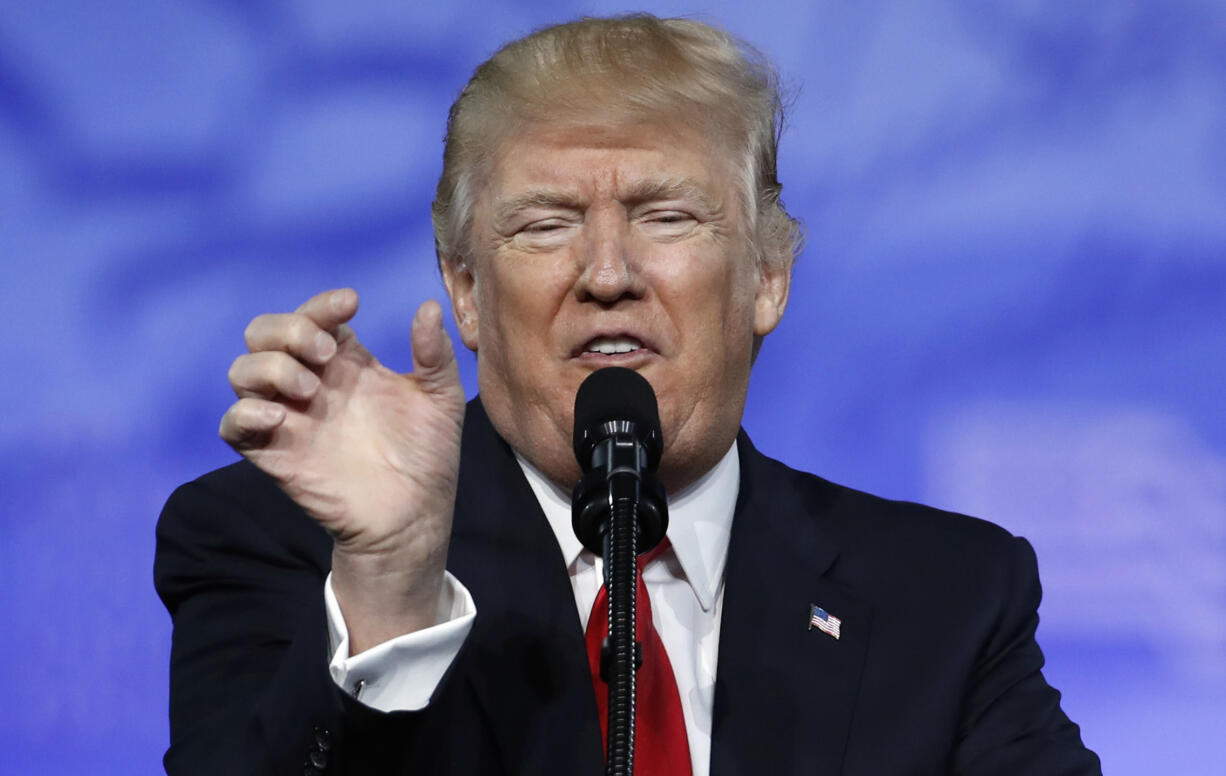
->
[951,536,1102,776]
[153,466,477,775]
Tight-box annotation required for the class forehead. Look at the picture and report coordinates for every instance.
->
[485,119,736,201]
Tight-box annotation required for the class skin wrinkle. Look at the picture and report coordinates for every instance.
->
[469,116,744,245]
[432,17,803,280]
[493,176,726,238]
[442,119,790,494]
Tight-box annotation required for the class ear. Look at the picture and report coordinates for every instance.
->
[752,252,792,337]
[440,256,480,351]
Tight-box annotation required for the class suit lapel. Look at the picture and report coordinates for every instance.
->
[447,399,604,776]
[710,433,873,776]
[447,405,872,774]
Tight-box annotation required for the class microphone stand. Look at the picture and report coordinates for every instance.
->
[601,435,645,776]
[570,367,669,776]
[574,432,668,776]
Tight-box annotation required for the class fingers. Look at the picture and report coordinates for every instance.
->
[241,288,356,362]
[296,288,359,331]
[219,397,287,447]
[244,312,339,367]
[222,289,360,452]
[228,351,321,400]
[410,300,461,395]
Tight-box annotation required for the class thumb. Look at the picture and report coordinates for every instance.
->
[409,299,462,396]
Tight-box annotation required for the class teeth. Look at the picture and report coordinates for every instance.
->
[586,337,642,355]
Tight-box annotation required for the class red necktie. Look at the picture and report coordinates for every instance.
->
[584,540,693,775]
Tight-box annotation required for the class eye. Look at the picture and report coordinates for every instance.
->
[512,218,576,248]
[639,210,697,238]
[524,222,565,233]
[649,211,693,224]
[519,212,582,232]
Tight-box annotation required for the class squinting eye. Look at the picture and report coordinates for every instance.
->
[521,221,570,235]
[514,220,575,247]
[647,210,696,221]
[643,212,696,230]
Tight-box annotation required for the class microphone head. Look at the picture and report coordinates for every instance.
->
[572,367,663,471]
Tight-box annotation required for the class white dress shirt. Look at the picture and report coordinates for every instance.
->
[324,442,740,776]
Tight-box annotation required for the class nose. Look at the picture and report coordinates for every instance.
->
[574,207,644,305]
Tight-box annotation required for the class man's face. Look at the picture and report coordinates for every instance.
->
[443,118,790,491]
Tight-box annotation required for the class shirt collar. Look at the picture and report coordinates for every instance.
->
[516,441,740,613]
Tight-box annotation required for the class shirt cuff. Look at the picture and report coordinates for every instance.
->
[324,570,476,712]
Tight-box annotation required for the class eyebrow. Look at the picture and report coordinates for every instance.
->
[492,176,722,227]
[621,177,722,212]
[493,191,585,226]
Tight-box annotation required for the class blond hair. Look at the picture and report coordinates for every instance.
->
[431,14,803,270]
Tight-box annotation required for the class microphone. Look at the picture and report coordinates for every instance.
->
[571,367,669,558]
[571,367,669,776]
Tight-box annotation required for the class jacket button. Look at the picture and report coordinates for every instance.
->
[309,748,329,769]
[314,725,332,752]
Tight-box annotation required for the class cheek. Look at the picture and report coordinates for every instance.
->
[474,259,570,360]
[476,264,530,330]
[675,259,758,339]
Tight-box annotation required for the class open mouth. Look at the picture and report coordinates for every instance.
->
[584,336,644,355]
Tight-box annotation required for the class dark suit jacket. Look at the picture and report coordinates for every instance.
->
[155,398,1100,775]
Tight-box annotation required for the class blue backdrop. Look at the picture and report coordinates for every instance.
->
[2,1,1222,773]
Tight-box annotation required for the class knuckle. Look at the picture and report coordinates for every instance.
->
[243,315,269,347]
[271,359,296,388]
[237,401,261,430]
[227,356,247,385]
[289,316,315,348]
[218,406,240,439]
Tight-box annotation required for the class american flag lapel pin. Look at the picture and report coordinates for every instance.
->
[808,603,842,640]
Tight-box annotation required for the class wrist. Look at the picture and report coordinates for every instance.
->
[330,547,448,654]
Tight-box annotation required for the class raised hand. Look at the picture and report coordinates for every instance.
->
[220,288,466,651]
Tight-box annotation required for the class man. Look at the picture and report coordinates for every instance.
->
[156,15,1100,775]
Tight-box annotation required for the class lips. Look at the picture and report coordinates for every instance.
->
[585,336,643,355]
[572,331,656,359]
